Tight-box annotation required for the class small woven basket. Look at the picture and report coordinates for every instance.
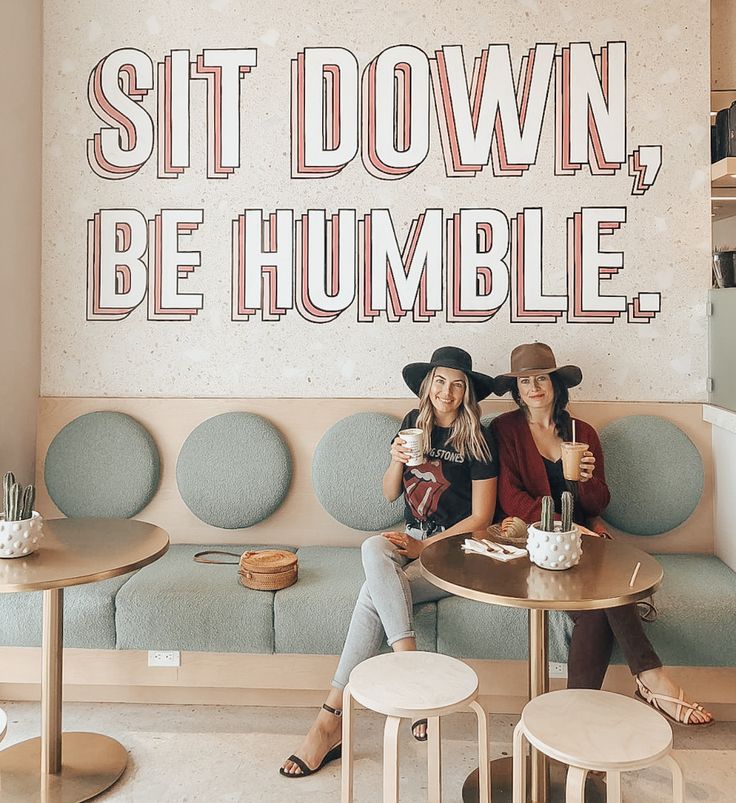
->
[238,550,298,591]
[487,517,528,547]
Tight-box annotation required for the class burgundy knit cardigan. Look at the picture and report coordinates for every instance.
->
[491,409,611,525]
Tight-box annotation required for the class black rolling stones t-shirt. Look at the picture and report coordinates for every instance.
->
[398,410,498,530]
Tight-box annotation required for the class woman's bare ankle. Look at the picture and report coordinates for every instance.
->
[637,667,665,687]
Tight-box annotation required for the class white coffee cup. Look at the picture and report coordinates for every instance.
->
[399,428,424,466]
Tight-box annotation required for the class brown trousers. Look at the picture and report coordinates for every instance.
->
[566,604,662,689]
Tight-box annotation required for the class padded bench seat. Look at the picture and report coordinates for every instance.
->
[611,554,736,667]
[273,546,437,653]
[114,544,296,653]
[0,574,133,649]
[437,599,572,663]
[2,548,734,672]
[117,548,736,666]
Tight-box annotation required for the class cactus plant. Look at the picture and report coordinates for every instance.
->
[3,471,36,521]
[560,490,573,532]
[3,472,15,504]
[21,485,35,519]
[540,495,554,532]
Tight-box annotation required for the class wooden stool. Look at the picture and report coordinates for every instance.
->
[512,689,684,803]
[0,709,6,743]
[341,651,489,803]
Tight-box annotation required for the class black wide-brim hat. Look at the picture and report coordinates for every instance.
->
[494,342,582,396]
[402,346,496,401]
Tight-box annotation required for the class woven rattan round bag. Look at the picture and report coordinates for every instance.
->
[238,550,297,591]
[193,549,298,591]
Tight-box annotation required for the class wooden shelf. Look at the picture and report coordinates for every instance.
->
[711,90,736,115]
[711,202,736,222]
[712,158,736,188]
[712,160,736,221]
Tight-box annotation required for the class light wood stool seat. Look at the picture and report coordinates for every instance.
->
[341,651,489,803]
[512,689,684,803]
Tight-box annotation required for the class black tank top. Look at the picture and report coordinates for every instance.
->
[542,457,587,525]
[542,457,567,513]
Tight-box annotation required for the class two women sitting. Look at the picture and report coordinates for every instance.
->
[280,343,711,779]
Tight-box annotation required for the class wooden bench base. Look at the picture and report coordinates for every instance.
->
[1,648,734,719]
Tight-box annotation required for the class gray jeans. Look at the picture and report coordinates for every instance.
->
[331,530,450,690]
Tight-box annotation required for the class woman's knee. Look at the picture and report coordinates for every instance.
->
[361,534,397,567]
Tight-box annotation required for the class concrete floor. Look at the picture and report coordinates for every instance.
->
[1,700,735,802]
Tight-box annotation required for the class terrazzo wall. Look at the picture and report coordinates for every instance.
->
[2,1,41,482]
[42,0,710,400]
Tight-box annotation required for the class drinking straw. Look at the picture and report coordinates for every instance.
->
[629,561,641,588]
[572,419,576,443]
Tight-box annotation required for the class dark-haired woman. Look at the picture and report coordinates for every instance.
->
[280,347,498,777]
[492,342,712,726]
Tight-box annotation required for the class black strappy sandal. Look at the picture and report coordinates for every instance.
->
[411,718,428,742]
[279,703,343,778]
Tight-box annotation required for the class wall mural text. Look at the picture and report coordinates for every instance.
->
[86,43,663,325]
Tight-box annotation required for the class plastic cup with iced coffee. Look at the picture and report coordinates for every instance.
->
[561,419,587,480]
[560,442,588,480]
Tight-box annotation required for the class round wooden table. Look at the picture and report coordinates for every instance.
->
[420,533,662,803]
[0,518,169,803]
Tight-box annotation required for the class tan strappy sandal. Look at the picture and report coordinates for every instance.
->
[635,676,714,727]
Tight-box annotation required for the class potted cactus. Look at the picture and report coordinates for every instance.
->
[526,491,582,570]
[0,472,44,558]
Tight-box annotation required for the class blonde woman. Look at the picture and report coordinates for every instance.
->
[280,346,498,777]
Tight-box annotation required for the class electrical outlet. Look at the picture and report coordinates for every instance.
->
[548,662,567,678]
[147,650,180,667]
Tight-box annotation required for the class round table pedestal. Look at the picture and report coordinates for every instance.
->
[462,757,606,803]
[0,732,128,802]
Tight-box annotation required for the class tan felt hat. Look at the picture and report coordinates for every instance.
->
[494,343,582,396]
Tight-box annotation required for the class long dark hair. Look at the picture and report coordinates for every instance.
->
[510,372,572,439]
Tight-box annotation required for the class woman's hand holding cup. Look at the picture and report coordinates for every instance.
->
[390,436,412,464]
[579,451,595,482]
[391,430,424,465]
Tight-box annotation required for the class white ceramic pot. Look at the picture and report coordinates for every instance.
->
[0,511,44,558]
[527,522,582,571]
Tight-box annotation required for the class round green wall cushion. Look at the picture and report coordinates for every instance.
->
[45,412,160,518]
[481,413,498,429]
[312,413,404,531]
[599,415,703,536]
[176,413,291,529]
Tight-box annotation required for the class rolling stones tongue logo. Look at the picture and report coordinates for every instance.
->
[404,460,451,521]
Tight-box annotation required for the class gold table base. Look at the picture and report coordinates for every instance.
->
[462,757,606,803]
[0,732,128,802]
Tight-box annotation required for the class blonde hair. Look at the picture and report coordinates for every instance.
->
[415,367,492,462]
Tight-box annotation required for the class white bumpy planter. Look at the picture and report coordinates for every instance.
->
[0,511,44,558]
[527,522,582,571]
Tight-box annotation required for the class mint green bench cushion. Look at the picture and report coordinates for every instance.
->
[274,546,436,653]
[0,574,133,649]
[44,412,160,518]
[115,544,295,653]
[312,413,404,531]
[600,416,703,536]
[610,554,736,667]
[439,556,736,668]
[437,599,571,663]
[176,413,291,529]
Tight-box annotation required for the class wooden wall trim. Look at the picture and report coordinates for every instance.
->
[1,648,734,718]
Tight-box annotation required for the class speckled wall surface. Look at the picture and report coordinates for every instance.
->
[42,0,710,400]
